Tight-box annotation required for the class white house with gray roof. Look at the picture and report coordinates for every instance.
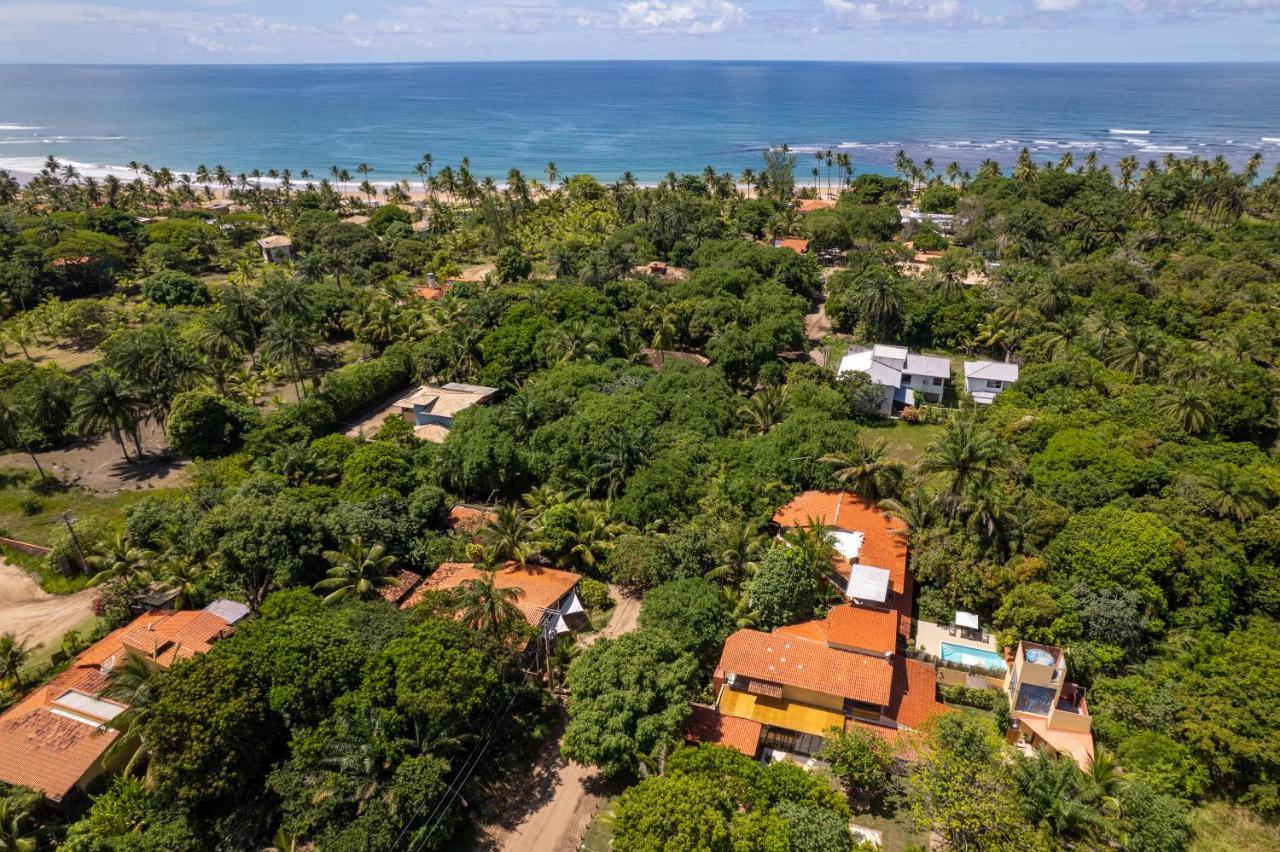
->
[964,360,1019,404]
[838,344,951,416]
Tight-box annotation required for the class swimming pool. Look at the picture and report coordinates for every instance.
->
[940,643,1007,673]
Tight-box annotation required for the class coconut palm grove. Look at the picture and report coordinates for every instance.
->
[0,146,1279,851]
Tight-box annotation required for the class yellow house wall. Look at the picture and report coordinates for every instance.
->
[780,684,846,713]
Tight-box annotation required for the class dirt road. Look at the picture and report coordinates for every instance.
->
[0,558,95,652]
[479,584,640,852]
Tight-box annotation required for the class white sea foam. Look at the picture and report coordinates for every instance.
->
[0,124,41,131]
[1109,128,1151,135]
[1262,137,1280,143]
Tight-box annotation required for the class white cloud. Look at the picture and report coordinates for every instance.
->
[618,1,746,34]
[1033,0,1083,11]
[826,0,972,23]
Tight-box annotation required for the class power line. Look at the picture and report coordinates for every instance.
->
[393,685,523,852]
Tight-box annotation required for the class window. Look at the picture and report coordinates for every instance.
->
[932,377,943,386]
[902,374,912,382]
[986,379,1003,389]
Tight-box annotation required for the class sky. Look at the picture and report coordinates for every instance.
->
[0,0,1276,63]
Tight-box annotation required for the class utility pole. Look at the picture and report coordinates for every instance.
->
[60,511,88,571]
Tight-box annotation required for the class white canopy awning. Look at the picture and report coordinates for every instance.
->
[955,610,980,630]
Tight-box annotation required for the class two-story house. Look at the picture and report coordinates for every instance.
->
[1004,640,1095,769]
[838,344,951,416]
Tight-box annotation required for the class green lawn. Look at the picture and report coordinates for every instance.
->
[1190,801,1280,852]
[862,421,945,467]
[850,801,928,851]
[0,468,175,592]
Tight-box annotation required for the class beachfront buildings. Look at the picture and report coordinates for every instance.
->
[964,360,1020,405]
[1005,640,1095,770]
[838,344,951,416]
[0,603,246,803]
[689,491,949,760]
[394,382,498,442]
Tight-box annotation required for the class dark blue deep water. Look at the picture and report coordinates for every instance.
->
[0,62,1277,182]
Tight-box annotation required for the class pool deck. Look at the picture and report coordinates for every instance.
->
[914,618,1000,659]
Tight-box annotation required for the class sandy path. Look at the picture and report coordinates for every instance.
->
[0,421,186,494]
[0,558,96,652]
[479,585,640,852]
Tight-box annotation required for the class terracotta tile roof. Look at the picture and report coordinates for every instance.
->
[378,569,424,605]
[683,705,763,757]
[414,285,450,301]
[446,504,498,536]
[775,237,810,253]
[886,657,950,730]
[400,562,580,627]
[825,605,899,656]
[772,491,912,643]
[0,609,232,801]
[714,629,893,707]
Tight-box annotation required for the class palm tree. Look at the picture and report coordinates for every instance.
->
[84,531,155,588]
[98,651,164,778]
[545,162,559,188]
[0,632,31,692]
[1200,464,1269,523]
[312,537,398,604]
[1158,383,1213,435]
[588,427,651,500]
[0,397,46,478]
[707,521,767,585]
[1108,325,1163,380]
[562,502,627,571]
[878,486,940,546]
[853,269,905,335]
[0,788,38,852]
[820,439,901,501]
[455,570,523,636]
[920,418,1005,513]
[72,369,145,462]
[1084,749,1124,815]
[784,520,839,591]
[1013,753,1107,845]
[259,316,318,399]
[738,387,789,435]
[479,504,538,567]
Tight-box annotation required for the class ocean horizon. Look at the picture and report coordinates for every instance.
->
[1,61,1278,183]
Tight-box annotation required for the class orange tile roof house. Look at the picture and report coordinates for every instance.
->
[401,562,585,637]
[773,237,810,254]
[687,491,948,760]
[0,603,243,803]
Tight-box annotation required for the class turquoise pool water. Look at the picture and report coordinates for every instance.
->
[941,643,1007,673]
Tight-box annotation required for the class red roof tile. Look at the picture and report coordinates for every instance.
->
[446,504,497,536]
[772,491,912,643]
[825,605,899,656]
[683,705,763,757]
[378,569,424,605]
[400,562,580,627]
[0,609,231,800]
[715,629,893,707]
[775,238,810,253]
[887,657,951,730]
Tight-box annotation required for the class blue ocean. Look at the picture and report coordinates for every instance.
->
[0,62,1277,183]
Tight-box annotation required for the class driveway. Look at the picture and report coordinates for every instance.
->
[0,558,96,653]
[478,584,640,852]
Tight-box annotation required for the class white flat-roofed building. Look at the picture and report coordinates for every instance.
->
[838,344,951,416]
[846,564,891,604]
[964,360,1019,405]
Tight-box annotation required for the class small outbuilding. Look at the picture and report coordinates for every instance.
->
[257,235,293,263]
